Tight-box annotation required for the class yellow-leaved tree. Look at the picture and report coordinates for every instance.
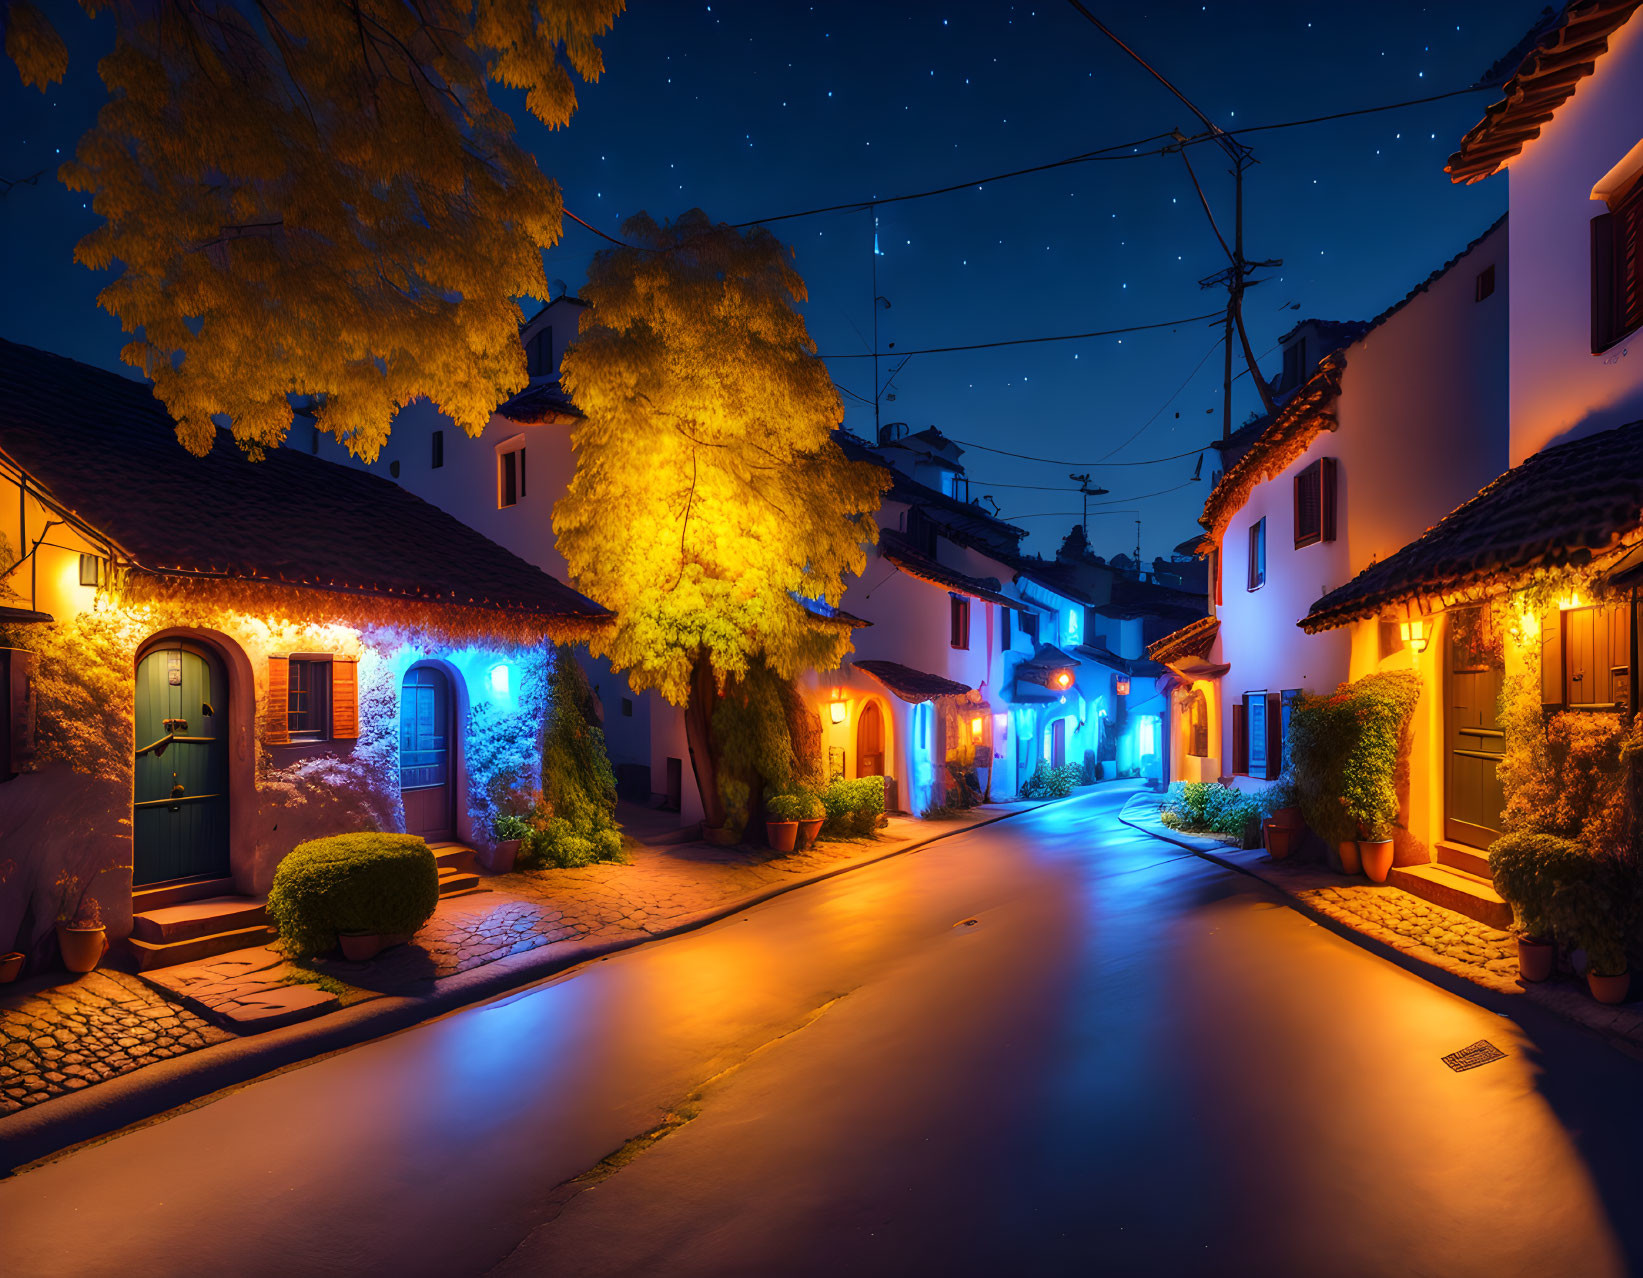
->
[3,0,622,459]
[557,210,888,827]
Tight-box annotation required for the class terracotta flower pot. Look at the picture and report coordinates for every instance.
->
[1263,821,1294,862]
[1360,838,1395,884]
[1516,935,1555,983]
[0,951,23,983]
[766,820,799,853]
[1276,806,1302,830]
[56,924,107,974]
[1588,970,1630,1005]
[797,818,824,849]
[339,932,385,962]
[1337,841,1362,876]
[485,839,520,874]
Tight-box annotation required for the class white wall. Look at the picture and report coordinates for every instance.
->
[1504,18,1643,463]
[1212,219,1510,781]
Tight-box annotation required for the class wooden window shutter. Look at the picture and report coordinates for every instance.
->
[1593,212,1618,352]
[1539,608,1563,709]
[1294,462,1321,547]
[266,656,291,745]
[1231,701,1247,774]
[1210,546,1222,606]
[1617,187,1643,341]
[1320,457,1338,542]
[331,657,360,740]
[1267,692,1284,775]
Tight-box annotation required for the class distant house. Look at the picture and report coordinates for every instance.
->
[0,340,606,969]
[1151,215,1510,816]
[1294,0,1643,920]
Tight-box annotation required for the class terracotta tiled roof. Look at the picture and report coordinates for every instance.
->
[852,659,970,703]
[878,528,1029,610]
[835,431,1028,557]
[1447,1,1642,185]
[1147,616,1220,665]
[497,380,582,425]
[0,340,609,621]
[797,596,872,628]
[1302,419,1643,632]
[1199,354,1344,538]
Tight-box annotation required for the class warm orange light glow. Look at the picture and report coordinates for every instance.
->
[1054,670,1072,688]
[830,699,847,724]
[1115,678,1131,696]
[1557,591,1584,611]
[970,715,983,738]
[1399,618,1430,652]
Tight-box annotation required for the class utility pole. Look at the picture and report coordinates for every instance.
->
[1068,473,1110,529]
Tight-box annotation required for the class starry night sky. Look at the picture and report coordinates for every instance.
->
[0,1,1538,558]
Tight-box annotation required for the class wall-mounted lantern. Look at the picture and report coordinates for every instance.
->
[970,714,983,739]
[1053,669,1072,689]
[830,698,848,724]
[1399,619,1430,653]
[488,662,512,698]
[78,553,106,588]
[1115,678,1131,696]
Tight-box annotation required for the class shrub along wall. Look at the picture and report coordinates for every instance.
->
[1287,669,1422,850]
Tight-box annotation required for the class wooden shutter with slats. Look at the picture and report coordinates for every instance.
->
[266,655,291,745]
[1539,608,1563,709]
[331,657,359,740]
[1231,701,1248,775]
[1320,457,1337,542]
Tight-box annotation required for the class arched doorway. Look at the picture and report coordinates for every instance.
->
[134,640,230,886]
[401,665,455,841]
[857,700,885,777]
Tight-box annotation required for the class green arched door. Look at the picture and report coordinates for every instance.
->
[134,642,231,886]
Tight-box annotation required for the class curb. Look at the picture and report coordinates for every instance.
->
[0,792,1074,1176]
[1116,794,1643,1060]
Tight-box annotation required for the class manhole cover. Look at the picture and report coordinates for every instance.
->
[1442,1040,1507,1072]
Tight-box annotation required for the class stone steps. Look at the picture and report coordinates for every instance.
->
[129,923,278,972]
[427,841,480,875]
[436,866,484,897]
[130,894,277,971]
[1387,862,1512,930]
[1434,842,1493,879]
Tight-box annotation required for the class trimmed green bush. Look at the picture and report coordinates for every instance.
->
[268,833,439,958]
[1288,670,1421,843]
[767,790,823,823]
[1159,781,1261,842]
[1488,831,1586,939]
[821,777,885,837]
[1020,761,1082,800]
[1549,854,1637,977]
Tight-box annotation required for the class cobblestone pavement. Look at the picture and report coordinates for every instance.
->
[317,822,962,992]
[1293,884,1518,985]
[0,800,1047,1120]
[0,970,232,1116]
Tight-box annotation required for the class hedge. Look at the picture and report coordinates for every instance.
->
[1287,669,1421,843]
[821,777,885,837]
[267,833,440,958]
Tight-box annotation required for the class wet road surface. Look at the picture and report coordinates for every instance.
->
[6,785,1643,1277]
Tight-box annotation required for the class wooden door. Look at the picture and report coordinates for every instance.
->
[1051,718,1066,769]
[134,643,230,886]
[400,666,454,841]
[857,701,885,777]
[1444,606,1505,847]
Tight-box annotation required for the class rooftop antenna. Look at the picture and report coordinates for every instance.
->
[549,278,568,301]
[1068,473,1110,530]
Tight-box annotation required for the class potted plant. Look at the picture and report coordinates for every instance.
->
[1358,819,1396,884]
[1552,859,1634,1005]
[1265,773,1302,831]
[488,812,531,874]
[0,950,23,983]
[56,896,107,975]
[1488,831,1571,983]
[764,792,804,853]
[1262,820,1295,861]
[794,791,825,849]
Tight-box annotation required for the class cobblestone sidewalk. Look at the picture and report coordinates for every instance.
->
[1120,794,1643,1049]
[1,971,232,1117]
[1,798,1048,1120]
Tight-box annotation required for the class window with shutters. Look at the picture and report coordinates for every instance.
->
[526,326,554,377]
[1552,603,1632,709]
[1592,182,1643,352]
[1020,610,1040,646]
[1210,545,1222,607]
[497,438,527,508]
[1293,458,1337,548]
[950,595,971,649]
[1245,691,1270,779]
[1231,700,1248,774]
[288,658,331,740]
[1246,518,1266,591]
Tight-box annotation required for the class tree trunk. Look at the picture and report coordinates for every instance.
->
[683,648,726,830]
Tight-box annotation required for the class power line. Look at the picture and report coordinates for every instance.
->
[1098,333,1223,461]
[999,479,1197,520]
[817,310,1220,359]
[951,439,1209,467]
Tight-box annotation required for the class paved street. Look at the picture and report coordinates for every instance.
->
[5,785,1643,1277]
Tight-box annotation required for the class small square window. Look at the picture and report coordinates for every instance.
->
[288,658,331,741]
[950,595,971,649]
[1474,264,1496,302]
[431,430,444,469]
[621,697,634,717]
